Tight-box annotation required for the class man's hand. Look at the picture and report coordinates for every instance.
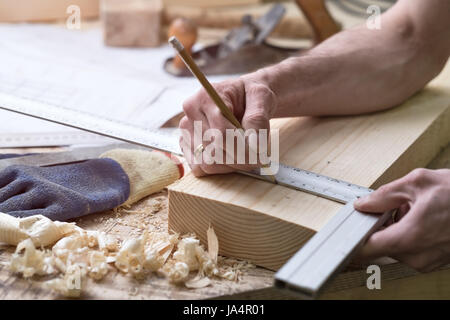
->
[354,168,450,272]
[179,75,277,176]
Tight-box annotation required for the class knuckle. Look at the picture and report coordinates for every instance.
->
[247,83,276,103]
[407,168,429,184]
[182,100,195,116]
[245,107,270,124]
[178,116,190,129]
[221,86,236,99]
[183,90,206,115]
[376,184,391,195]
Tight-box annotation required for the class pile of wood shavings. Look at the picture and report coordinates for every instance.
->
[0,195,254,298]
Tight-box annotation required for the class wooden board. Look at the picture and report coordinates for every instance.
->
[168,63,450,271]
[0,0,99,22]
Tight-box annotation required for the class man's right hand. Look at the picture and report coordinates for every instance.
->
[179,75,277,177]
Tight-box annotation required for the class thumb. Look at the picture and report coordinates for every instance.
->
[354,177,412,213]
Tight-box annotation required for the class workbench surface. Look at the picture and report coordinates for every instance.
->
[0,143,449,300]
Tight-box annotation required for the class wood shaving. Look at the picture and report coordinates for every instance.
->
[173,238,200,271]
[167,261,190,283]
[207,226,219,263]
[9,239,54,278]
[185,275,212,289]
[0,213,77,247]
[1,210,254,298]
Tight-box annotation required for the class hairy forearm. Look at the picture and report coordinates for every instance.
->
[246,0,450,118]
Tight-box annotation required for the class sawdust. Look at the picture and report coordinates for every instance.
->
[0,193,255,298]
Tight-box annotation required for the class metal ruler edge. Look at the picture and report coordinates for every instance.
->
[274,203,392,299]
[0,131,114,148]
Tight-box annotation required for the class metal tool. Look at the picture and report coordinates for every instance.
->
[275,202,391,299]
[0,92,387,298]
[216,3,286,59]
[0,142,144,171]
[0,131,113,148]
[0,93,182,156]
[165,4,303,77]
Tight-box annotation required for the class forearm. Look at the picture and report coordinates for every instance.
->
[246,0,450,118]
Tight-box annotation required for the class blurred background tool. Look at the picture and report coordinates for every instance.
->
[167,18,198,70]
[164,1,340,77]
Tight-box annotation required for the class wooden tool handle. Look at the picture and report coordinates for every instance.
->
[168,18,198,70]
[294,0,340,43]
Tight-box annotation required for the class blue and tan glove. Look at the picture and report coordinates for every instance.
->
[0,149,183,221]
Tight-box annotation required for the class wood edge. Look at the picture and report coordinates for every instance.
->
[168,187,316,271]
[371,99,450,188]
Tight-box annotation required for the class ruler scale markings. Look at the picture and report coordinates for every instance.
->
[0,93,182,155]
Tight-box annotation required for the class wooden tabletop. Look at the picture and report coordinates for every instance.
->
[0,142,449,300]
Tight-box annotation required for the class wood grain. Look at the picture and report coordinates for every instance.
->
[168,64,450,271]
[1,143,450,299]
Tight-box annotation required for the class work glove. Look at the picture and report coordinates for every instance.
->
[0,149,183,221]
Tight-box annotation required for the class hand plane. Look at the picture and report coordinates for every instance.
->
[164,0,340,77]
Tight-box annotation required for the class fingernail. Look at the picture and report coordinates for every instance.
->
[354,196,368,206]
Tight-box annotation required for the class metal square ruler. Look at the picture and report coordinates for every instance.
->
[0,92,391,299]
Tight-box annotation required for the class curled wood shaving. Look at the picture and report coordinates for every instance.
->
[115,236,146,275]
[185,275,211,289]
[88,251,109,280]
[44,264,84,298]
[9,239,54,278]
[97,232,118,252]
[0,213,77,247]
[2,213,253,297]
[207,226,219,263]
[173,238,200,271]
[167,261,189,283]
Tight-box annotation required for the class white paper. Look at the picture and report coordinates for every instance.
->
[0,24,236,147]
